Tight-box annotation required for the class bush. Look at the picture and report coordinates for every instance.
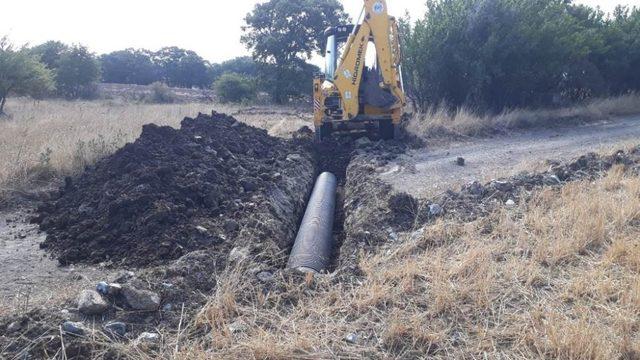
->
[145,82,176,103]
[213,73,256,103]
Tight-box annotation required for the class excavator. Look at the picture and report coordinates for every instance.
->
[313,0,406,142]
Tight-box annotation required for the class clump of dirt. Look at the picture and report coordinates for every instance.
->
[35,112,315,267]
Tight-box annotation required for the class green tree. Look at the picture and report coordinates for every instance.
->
[242,0,348,103]
[214,72,257,103]
[100,49,160,85]
[55,45,101,99]
[0,37,55,114]
[209,56,258,82]
[29,41,69,70]
[153,47,210,88]
[401,0,605,111]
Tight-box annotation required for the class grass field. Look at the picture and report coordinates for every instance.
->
[0,98,310,202]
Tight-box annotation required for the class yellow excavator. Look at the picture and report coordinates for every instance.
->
[313,0,406,142]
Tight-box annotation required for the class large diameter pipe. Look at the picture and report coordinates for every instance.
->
[288,172,337,273]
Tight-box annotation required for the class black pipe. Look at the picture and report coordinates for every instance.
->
[288,172,337,273]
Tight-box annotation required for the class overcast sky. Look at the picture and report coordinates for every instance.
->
[2,0,639,64]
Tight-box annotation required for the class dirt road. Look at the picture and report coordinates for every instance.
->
[382,116,640,198]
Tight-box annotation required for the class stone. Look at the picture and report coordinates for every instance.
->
[456,157,465,166]
[96,281,122,296]
[256,271,275,283]
[229,247,249,263]
[223,219,240,233]
[345,333,358,344]
[6,321,23,334]
[240,177,259,192]
[506,199,516,207]
[121,286,161,311]
[135,332,160,345]
[62,321,88,336]
[77,290,109,315]
[429,203,444,216]
[228,320,248,334]
[410,228,425,241]
[103,321,127,337]
[286,154,303,162]
[195,225,209,234]
[465,181,484,196]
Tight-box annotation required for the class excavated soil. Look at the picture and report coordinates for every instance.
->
[35,112,315,267]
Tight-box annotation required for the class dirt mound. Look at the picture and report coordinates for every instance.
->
[35,112,314,267]
[436,148,640,221]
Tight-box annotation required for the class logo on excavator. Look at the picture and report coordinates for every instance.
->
[373,1,384,14]
[351,41,365,85]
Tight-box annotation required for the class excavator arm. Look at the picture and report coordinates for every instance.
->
[333,0,405,121]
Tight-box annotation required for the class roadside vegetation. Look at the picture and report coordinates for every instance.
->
[409,92,640,138]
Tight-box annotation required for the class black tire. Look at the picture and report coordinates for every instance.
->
[379,120,394,140]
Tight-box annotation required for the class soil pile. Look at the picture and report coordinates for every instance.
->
[35,112,314,267]
[436,148,640,221]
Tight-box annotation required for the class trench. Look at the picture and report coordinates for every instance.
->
[288,139,354,272]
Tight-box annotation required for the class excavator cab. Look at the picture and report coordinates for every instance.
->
[313,0,406,143]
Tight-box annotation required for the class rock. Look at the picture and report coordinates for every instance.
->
[121,286,161,311]
[135,332,160,345]
[223,219,240,233]
[429,203,444,216]
[410,228,425,241]
[228,320,248,334]
[256,271,274,283]
[195,225,209,234]
[543,174,562,185]
[345,333,358,344]
[506,199,516,207]
[96,281,122,296]
[355,137,372,148]
[103,321,127,337]
[456,157,465,166]
[465,181,484,196]
[62,321,88,336]
[286,154,303,162]
[229,247,249,263]
[240,177,259,192]
[77,290,109,315]
[6,321,23,334]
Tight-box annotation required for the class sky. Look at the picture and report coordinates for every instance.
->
[2,0,639,64]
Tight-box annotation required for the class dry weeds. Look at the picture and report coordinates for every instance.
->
[408,93,640,139]
[0,98,310,202]
[149,167,640,359]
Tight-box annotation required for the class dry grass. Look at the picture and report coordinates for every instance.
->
[153,167,640,359]
[409,93,640,138]
[0,98,310,201]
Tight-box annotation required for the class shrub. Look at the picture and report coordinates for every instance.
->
[145,82,176,104]
[213,73,256,103]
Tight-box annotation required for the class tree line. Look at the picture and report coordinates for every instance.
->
[400,0,640,112]
[3,0,639,114]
